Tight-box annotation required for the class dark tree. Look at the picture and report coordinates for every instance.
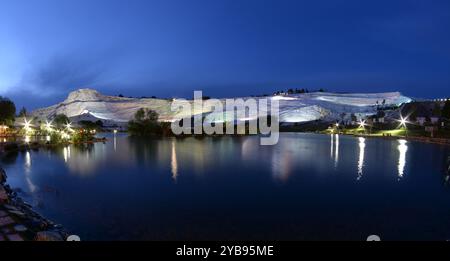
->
[134,108,146,122]
[95,120,104,128]
[79,120,99,130]
[432,103,442,117]
[376,110,386,118]
[442,100,450,119]
[0,96,16,125]
[53,114,70,129]
[406,103,418,122]
[18,107,27,117]
[128,108,168,136]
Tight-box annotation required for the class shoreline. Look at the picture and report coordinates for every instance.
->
[0,137,108,154]
[0,167,69,241]
[314,131,450,146]
[277,128,450,146]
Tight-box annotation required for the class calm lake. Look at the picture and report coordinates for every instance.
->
[1,133,450,240]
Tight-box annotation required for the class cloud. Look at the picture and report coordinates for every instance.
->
[20,54,107,97]
[1,46,128,109]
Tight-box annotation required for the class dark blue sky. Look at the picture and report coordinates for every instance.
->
[1,0,449,109]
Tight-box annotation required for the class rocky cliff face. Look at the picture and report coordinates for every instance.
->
[65,89,103,102]
[31,88,412,125]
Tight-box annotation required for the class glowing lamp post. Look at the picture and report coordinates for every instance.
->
[398,115,409,137]
[359,120,366,128]
[23,118,32,133]
[359,119,367,134]
[399,117,407,128]
[45,120,53,132]
[65,122,74,133]
[334,122,340,134]
[23,118,33,143]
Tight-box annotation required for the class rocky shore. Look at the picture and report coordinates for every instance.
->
[0,167,68,241]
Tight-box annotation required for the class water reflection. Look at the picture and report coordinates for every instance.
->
[65,144,103,175]
[444,157,450,186]
[63,146,71,162]
[330,134,339,168]
[24,151,36,193]
[2,133,450,240]
[113,133,117,151]
[2,134,417,186]
[397,139,408,179]
[330,134,334,158]
[171,139,178,182]
[24,151,31,169]
[357,137,366,180]
[271,148,293,182]
[335,134,340,168]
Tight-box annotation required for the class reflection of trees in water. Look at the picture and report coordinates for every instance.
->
[444,155,450,186]
[73,143,95,152]
[1,150,18,165]
[41,144,99,175]
[128,136,161,164]
[128,136,241,177]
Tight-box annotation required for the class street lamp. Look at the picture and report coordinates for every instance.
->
[399,115,409,128]
[46,120,53,131]
[397,115,409,137]
[334,122,340,134]
[65,122,74,132]
[23,118,32,134]
[359,119,366,129]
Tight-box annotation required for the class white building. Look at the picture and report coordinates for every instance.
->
[416,117,426,126]
[430,117,440,124]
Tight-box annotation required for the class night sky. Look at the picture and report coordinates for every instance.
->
[1,0,449,109]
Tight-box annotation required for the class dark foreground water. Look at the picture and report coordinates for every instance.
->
[1,133,450,241]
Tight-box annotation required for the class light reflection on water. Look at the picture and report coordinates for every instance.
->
[330,134,334,159]
[24,134,412,182]
[2,133,449,240]
[63,146,70,163]
[398,139,408,179]
[334,134,339,168]
[357,137,366,180]
[24,151,36,193]
[330,134,340,168]
[171,139,178,182]
[113,133,117,152]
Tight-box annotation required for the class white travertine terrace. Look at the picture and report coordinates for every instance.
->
[31,88,412,124]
